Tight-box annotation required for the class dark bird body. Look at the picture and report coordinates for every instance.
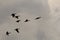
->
[15,28,19,33]
[24,19,30,22]
[11,13,16,17]
[6,31,10,36]
[15,16,19,19]
[16,20,20,23]
[35,17,41,20]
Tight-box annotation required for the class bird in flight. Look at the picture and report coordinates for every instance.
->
[24,19,30,22]
[11,13,16,17]
[16,20,20,23]
[14,28,20,33]
[6,31,10,36]
[15,16,19,19]
[35,17,41,20]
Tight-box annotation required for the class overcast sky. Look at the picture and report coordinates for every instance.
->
[0,0,50,24]
[0,0,60,40]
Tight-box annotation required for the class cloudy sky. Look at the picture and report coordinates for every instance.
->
[0,0,60,40]
[0,0,50,24]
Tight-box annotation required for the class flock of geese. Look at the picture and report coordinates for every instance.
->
[6,13,41,36]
